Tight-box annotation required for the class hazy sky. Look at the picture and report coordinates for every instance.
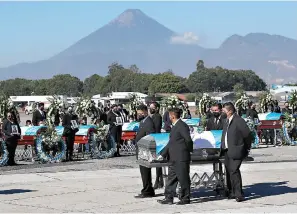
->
[0,1,296,67]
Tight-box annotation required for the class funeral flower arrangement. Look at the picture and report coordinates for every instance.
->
[90,123,116,159]
[74,96,93,120]
[161,95,182,109]
[235,93,250,112]
[128,93,143,115]
[36,95,67,163]
[197,93,214,116]
[0,94,20,123]
[260,92,273,113]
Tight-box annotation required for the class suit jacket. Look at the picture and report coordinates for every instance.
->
[163,111,172,132]
[221,114,252,160]
[135,116,155,143]
[161,119,193,162]
[246,109,259,120]
[2,119,21,141]
[206,116,224,131]
[62,113,79,136]
[107,111,121,130]
[151,113,162,133]
[32,110,46,126]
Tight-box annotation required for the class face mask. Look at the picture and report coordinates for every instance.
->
[138,115,145,121]
[150,109,156,114]
[213,112,220,118]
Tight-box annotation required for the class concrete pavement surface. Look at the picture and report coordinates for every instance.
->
[1,147,297,212]
[2,112,297,212]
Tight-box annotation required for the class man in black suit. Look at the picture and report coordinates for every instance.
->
[149,102,164,189]
[221,102,252,202]
[62,106,79,161]
[32,102,46,126]
[158,108,193,205]
[206,103,225,131]
[246,102,259,121]
[134,104,156,198]
[163,110,172,132]
[107,104,121,156]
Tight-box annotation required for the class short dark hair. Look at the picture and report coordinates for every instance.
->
[150,101,160,109]
[38,102,44,107]
[137,104,148,112]
[168,107,181,119]
[26,120,31,123]
[223,102,235,113]
[213,103,222,110]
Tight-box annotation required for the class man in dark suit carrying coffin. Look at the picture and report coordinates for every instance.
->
[134,104,156,198]
[32,102,46,126]
[149,102,164,189]
[221,102,252,202]
[158,108,193,205]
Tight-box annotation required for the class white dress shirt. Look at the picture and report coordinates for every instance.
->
[224,115,234,149]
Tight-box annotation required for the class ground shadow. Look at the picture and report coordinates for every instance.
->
[0,189,37,195]
[190,188,226,204]
[244,181,297,201]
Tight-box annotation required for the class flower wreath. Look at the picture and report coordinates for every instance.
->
[0,139,9,166]
[74,96,93,122]
[0,94,20,123]
[36,95,67,163]
[128,93,143,117]
[244,118,259,149]
[89,124,116,159]
[235,93,250,113]
[260,92,273,113]
[197,93,214,116]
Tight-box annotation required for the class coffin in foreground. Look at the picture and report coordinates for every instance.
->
[137,130,223,163]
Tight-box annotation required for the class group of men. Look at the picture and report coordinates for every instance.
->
[134,102,253,205]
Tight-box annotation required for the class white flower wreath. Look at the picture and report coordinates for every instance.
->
[259,92,273,113]
[36,95,67,163]
[0,95,20,123]
[235,93,250,112]
[74,97,93,121]
[198,93,214,116]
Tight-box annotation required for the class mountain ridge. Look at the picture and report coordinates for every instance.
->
[0,9,296,83]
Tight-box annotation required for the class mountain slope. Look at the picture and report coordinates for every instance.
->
[0,9,296,83]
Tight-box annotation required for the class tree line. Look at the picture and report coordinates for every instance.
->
[0,60,267,97]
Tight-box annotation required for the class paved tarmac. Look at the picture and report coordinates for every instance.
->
[1,146,297,212]
[1,112,296,212]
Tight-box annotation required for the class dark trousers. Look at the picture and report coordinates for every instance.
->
[224,152,244,197]
[110,126,119,153]
[6,139,18,165]
[65,134,75,158]
[165,161,191,201]
[155,167,163,185]
[139,165,155,196]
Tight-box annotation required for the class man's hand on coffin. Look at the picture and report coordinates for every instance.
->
[157,155,163,161]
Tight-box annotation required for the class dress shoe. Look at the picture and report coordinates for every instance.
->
[134,194,155,199]
[235,196,245,202]
[157,198,173,205]
[176,200,190,205]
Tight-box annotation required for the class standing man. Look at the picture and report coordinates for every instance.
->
[163,110,172,133]
[134,104,156,198]
[221,102,252,202]
[62,106,79,161]
[206,103,225,131]
[32,103,46,126]
[246,102,259,121]
[158,108,193,205]
[149,102,164,189]
[107,104,121,156]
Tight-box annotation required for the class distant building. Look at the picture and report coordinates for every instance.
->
[92,92,147,106]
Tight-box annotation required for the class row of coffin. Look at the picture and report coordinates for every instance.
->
[18,112,285,148]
